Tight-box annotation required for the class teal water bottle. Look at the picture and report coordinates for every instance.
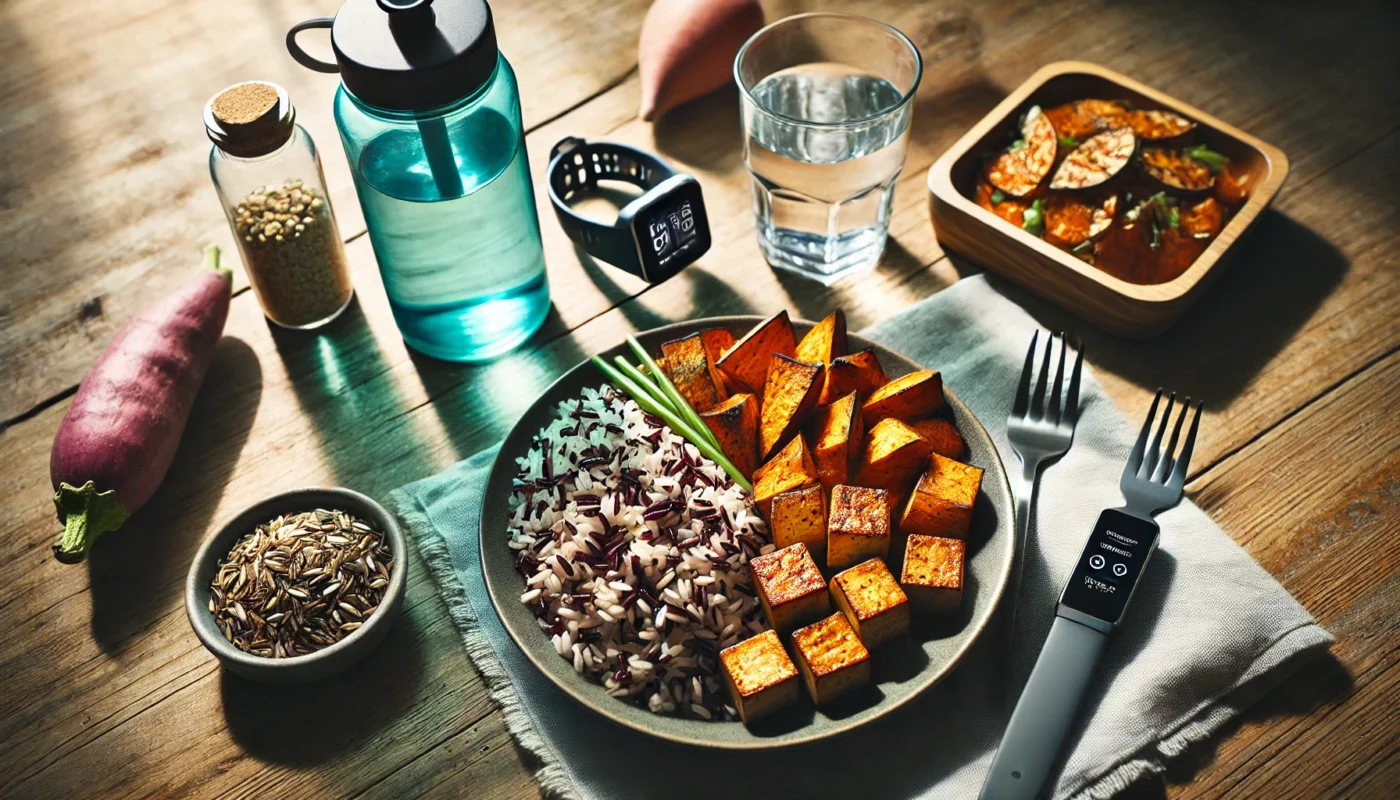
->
[288,0,549,361]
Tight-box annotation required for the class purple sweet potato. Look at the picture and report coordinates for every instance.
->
[50,246,232,563]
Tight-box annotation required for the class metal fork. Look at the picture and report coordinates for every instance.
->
[1004,331,1083,644]
[1121,390,1204,518]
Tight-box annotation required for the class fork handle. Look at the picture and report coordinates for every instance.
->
[979,615,1108,799]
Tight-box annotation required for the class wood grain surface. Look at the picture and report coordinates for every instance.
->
[1,1,1397,798]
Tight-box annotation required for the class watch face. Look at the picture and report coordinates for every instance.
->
[631,177,710,282]
[1059,509,1159,626]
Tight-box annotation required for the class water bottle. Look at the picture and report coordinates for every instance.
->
[288,0,550,361]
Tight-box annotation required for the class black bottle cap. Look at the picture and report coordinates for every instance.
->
[292,0,498,112]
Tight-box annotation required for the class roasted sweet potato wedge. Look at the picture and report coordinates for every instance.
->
[660,333,727,412]
[819,350,888,405]
[908,418,965,461]
[699,392,760,479]
[1178,196,1224,239]
[1044,193,1118,249]
[716,311,796,397]
[975,181,1032,227]
[1093,213,1154,284]
[699,328,737,394]
[805,391,864,492]
[753,435,820,518]
[760,354,825,461]
[1049,127,1137,191]
[855,418,934,504]
[986,105,1057,198]
[795,310,848,365]
[861,370,944,426]
[1142,147,1215,194]
[900,453,983,540]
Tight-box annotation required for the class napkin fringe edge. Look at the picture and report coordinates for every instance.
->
[1071,622,1333,799]
[390,486,582,800]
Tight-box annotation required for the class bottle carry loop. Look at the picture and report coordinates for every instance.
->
[286,18,339,73]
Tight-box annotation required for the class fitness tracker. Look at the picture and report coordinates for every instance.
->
[546,137,711,283]
[980,509,1161,799]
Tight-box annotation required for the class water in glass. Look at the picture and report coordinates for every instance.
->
[744,62,910,281]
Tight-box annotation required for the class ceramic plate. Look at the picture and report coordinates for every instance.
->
[479,316,1014,749]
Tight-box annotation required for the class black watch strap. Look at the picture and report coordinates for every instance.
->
[546,137,677,277]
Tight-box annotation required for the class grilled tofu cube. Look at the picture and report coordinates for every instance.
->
[830,558,910,649]
[826,485,891,569]
[861,369,945,426]
[749,543,829,634]
[791,612,872,705]
[855,418,934,505]
[900,454,983,539]
[901,534,966,614]
[752,434,820,518]
[720,629,801,725]
[770,484,828,564]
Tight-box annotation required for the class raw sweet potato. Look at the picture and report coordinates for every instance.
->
[900,454,983,540]
[752,434,820,519]
[908,418,965,461]
[986,105,1057,198]
[795,310,847,365]
[716,310,796,397]
[759,354,824,461]
[861,370,944,426]
[699,392,760,479]
[855,419,934,504]
[770,484,828,563]
[805,391,864,492]
[819,350,888,405]
[661,333,727,412]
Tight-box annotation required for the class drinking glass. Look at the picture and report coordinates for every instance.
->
[735,13,922,283]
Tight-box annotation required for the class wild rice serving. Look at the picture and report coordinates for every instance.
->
[508,384,773,720]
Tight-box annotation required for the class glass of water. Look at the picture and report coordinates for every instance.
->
[735,13,922,283]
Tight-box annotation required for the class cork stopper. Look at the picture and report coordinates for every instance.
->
[205,81,296,158]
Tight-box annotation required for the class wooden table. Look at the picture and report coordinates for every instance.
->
[2,0,1396,796]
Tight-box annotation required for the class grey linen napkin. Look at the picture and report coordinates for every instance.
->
[390,275,1331,799]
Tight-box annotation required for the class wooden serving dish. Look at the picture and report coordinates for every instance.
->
[926,61,1288,338]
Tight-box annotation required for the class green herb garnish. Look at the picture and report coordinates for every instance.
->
[1168,206,1180,229]
[1184,144,1228,174]
[1058,133,1080,149]
[1021,199,1045,236]
[590,347,750,492]
[990,189,1006,205]
[1071,239,1094,256]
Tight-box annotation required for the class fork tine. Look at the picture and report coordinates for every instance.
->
[1048,332,1067,423]
[1169,401,1204,488]
[1153,397,1190,483]
[1012,332,1037,418]
[1030,332,1052,419]
[1141,393,1176,479]
[1124,389,1162,481]
[1065,340,1084,423]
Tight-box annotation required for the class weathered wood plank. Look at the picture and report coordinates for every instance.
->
[0,0,649,421]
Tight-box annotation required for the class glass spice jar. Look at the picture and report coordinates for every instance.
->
[206,81,353,329]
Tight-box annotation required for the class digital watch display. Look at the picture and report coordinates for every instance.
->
[1058,509,1160,627]
[546,137,711,283]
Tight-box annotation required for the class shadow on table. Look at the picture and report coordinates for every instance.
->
[220,607,428,765]
[87,337,263,653]
[1005,212,1348,405]
[1163,651,1352,791]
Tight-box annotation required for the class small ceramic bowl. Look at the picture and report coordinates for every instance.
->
[185,487,408,684]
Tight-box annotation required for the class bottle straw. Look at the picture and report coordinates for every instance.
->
[417,117,464,198]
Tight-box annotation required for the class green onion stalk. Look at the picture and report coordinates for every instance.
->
[590,356,752,492]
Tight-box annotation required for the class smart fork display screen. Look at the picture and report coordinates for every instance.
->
[1060,509,1160,625]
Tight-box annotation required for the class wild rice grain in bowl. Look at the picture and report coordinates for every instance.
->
[508,384,775,721]
[209,508,393,658]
